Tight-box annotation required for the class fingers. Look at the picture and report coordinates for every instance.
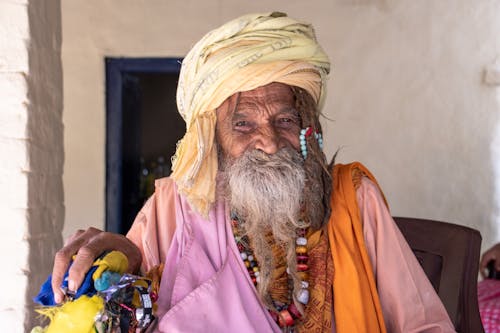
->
[52,227,142,304]
[52,247,73,303]
[479,244,500,279]
[84,232,142,274]
[52,227,102,303]
[480,254,493,278]
[493,244,500,271]
[64,229,85,246]
[66,232,142,296]
[67,241,102,292]
[479,258,489,279]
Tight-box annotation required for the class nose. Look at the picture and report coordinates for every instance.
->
[254,128,280,155]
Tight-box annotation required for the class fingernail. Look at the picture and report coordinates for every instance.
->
[68,279,76,292]
[54,292,62,304]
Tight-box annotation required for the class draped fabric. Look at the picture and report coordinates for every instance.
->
[172,12,330,216]
[128,168,455,332]
[328,163,388,333]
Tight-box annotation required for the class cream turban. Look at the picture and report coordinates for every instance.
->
[171,12,330,216]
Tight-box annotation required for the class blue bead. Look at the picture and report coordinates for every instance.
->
[297,289,310,304]
[296,237,307,246]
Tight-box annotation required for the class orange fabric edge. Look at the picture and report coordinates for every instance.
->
[327,162,388,333]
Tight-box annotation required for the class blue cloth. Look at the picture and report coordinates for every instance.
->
[34,264,98,306]
[94,271,122,291]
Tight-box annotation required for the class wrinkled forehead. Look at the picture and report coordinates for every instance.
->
[240,83,293,106]
[239,82,294,100]
[217,82,296,116]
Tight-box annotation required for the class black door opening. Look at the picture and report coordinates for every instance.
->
[105,58,184,234]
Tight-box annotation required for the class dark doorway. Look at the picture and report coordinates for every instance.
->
[105,58,184,234]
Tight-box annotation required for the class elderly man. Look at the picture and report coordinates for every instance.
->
[52,13,454,332]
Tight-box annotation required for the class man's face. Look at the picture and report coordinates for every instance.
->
[216,82,301,159]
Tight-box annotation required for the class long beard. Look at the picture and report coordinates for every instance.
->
[221,147,308,308]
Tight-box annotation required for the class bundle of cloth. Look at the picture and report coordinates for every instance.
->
[32,251,162,333]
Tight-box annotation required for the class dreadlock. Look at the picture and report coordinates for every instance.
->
[291,86,333,230]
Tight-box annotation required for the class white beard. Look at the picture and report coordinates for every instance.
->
[222,147,307,307]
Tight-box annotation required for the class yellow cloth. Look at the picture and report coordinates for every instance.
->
[172,12,330,216]
[328,163,387,333]
[92,250,129,281]
[38,295,104,333]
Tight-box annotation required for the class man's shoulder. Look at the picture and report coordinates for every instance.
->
[154,176,175,189]
[150,177,178,202]
[332,161,373,186]
[332,161,369,174]
[332,161,388,207]
[139,177,178,217]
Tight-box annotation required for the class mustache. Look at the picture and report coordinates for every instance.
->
[224,148,305,210]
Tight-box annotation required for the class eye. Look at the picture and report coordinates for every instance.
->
[276,116,298,128]
[233,120,253,133]
[235,120,249,127]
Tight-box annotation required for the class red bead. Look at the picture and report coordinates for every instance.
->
[237,243,245,251]
[251,277,257,284]
[269,311,279,322]
[288,302,302,320]
[305,127,313,137]
[278,309,295,327]
[150,292,158,302]
[297,255,309,263]
[297,263,308,272]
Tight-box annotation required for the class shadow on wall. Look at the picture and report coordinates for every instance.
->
[491,92,500,245]
[25,0,65,331]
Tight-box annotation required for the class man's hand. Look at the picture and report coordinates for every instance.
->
[51,227,142,303]
[480,243,500,278]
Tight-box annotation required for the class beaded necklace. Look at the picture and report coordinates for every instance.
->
[231,213,310,330]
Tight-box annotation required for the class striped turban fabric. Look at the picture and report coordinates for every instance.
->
[171,12,330,216]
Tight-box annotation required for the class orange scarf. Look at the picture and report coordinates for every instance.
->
[327,162,387,333]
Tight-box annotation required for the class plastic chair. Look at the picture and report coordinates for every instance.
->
[393,217,484,333]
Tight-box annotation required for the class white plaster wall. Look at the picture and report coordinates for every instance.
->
[0,0,64,330]
[0,3,30,330]
[321,1,500,253]
[62,1,500,251]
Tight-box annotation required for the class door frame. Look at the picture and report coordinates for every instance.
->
[105,57,182,233]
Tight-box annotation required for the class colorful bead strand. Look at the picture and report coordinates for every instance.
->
[299,127,323,159]
[231,213,311,330]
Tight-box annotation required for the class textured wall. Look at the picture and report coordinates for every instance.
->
[0,0,64,330]
[320,1,500,252]
[61,1,500,251]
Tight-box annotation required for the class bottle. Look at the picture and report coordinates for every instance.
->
[145,161,157,198]
[155,156,166,178]
[139,157,149,203]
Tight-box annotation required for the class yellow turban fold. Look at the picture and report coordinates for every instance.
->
[172,12,331,216]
